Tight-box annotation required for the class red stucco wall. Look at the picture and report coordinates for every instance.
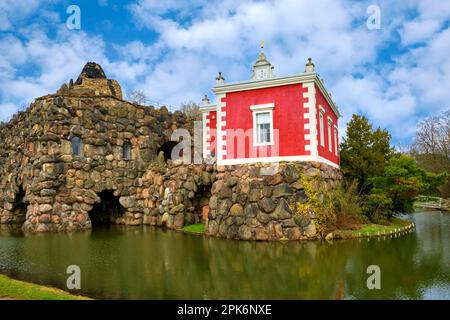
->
[315,84,339,165]
[222,84,309,160]
[206,111,217,157]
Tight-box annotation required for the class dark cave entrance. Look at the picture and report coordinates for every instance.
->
[157,141,180,161]
[184,185,212,226]
[11,185,27,224]
[90,190,125,227]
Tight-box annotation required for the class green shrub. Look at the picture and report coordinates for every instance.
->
[369,154,447,214]
[334,181,367,226]
[364,192,393,222]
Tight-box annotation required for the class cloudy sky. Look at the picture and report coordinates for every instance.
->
[0,0,449,146]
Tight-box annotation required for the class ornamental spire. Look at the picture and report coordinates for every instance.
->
[215,72,225,84]
[251,41,275,80]
[304,57,315,73]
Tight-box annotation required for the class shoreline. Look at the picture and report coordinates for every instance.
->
[333,218,415,240]
[0,274,91,300]
[180,218,415,241]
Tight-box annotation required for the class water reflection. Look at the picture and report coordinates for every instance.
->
[0,211,449,299]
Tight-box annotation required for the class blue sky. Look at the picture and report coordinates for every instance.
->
[1,0,450,147]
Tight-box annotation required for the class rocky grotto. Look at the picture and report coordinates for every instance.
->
[0,62,342,240]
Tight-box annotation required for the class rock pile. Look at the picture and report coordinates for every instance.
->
[0,62,343,241]
[0,63,190,232]
[206,162,342,240]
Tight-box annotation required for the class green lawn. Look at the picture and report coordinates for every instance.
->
[335,218,413,239]
[0,274,90,300]
[182,223,205,234]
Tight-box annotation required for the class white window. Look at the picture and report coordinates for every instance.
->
[319,106,325,147]
[327,118,333,152]
[334,126,339,156]
[250,103,274,146]
[256,112,271,143]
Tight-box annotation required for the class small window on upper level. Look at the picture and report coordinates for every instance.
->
[334,126,339,156]
[319,107,325,147]
[123,141,132,160]
[250,103,275,147]
[71,136,83,157]
[327,118,333,153]
[256,112,271,144]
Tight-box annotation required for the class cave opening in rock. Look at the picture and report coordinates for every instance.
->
[90,190,125,227]
[11,185,27,224]
[157,141,180,161]
[182,184,212,227]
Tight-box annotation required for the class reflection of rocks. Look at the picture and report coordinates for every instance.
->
[206,162,342,240]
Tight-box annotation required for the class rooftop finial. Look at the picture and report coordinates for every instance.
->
[202,94,211,105]
[304,57,315,73]
[216,72,225,84]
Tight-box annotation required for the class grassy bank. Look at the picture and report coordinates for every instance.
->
[182,223,205,234]
[334,218,414,239]
[0,274,90,300]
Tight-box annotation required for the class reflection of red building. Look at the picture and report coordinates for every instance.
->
[201,50,340,168]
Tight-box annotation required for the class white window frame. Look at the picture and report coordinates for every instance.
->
[334,125,339,156]
[250,103,275,147]
[327,116,333,153]
[319,106,325,147]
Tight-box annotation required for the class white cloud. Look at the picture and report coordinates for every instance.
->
[400,19,441,46]
[0,103,21,121]
[0,0,54,31]
[0,28,108,121]
[126,0,384,107]
[1,0,450,146]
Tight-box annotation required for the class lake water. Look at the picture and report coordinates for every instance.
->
[0,211,449,299]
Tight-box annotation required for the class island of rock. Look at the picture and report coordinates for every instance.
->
[0,62,341,240]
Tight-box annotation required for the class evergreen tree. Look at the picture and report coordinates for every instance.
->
[340,115,393,194]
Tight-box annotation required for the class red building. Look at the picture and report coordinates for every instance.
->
[201,50,340,168]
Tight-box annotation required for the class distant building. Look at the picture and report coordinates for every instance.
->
[201,49,340,168]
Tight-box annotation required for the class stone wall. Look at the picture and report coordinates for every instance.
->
[0,93,189,232]
[135,162,216,229]
[0,62,344,240]
[206,162,342,240]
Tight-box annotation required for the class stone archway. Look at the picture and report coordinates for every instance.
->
[187,185,212,225]
[2,184,28,226]
[89,190,125,227]
[157,141,179,161]
[13,185,27,224]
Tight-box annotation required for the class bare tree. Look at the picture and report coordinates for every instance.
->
[180,101,202,121]
[412,109,450,196]
[438,110,450,158]
[414,116,441,154]
[127,90,148,105]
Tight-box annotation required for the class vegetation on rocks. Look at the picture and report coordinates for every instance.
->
[289,172,336,238]
[206,162,342,241]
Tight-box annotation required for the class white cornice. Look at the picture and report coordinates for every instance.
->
[200,104,217,112]
[249,103,275,111]
[212,72,340,118]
